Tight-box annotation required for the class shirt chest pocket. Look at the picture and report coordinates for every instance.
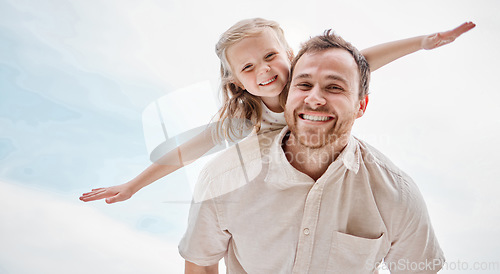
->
[326,231,387,274]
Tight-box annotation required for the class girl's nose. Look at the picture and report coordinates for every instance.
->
[259,64,271,74]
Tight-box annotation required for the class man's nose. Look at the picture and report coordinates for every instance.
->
[304,86,326,108]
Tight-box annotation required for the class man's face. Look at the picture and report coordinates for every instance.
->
[285,48,368,149]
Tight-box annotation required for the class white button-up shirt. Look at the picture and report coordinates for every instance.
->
[179,127,444,273]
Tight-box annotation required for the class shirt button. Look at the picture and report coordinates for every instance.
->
[303,228,310,235]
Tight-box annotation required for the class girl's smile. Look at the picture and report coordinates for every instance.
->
[259,75,277,86]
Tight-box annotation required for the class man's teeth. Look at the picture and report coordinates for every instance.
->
[260,76,277,86]
[302,114,330,122]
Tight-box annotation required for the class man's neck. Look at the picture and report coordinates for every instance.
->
[283,132,350,181]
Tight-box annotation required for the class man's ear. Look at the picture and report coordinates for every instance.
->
[356,95,369,118]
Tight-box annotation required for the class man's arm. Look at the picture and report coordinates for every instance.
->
[185,261,218,274]
[384,175,445,274]
[179,167,231,271]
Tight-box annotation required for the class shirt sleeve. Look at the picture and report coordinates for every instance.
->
[384,176,445,273]
[178,168,231,266]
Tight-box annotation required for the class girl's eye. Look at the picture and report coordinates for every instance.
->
[265,52,276,59]
[242,64,253,71]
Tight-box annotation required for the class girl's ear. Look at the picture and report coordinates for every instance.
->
[231,78,245,90]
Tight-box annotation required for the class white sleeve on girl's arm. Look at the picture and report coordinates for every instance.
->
[259,101,287,133]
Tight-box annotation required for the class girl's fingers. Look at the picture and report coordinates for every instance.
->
[456,22,476,34]
[82,188,106,196]
[79,188,109,201]
[80,186,129,203]
[445,22,476,39]
[424,22,475,50]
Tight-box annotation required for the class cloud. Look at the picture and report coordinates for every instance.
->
[0,180,184,274]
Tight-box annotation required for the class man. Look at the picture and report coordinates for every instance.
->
[179,30,444,273]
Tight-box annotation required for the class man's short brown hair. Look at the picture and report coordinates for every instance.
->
[281,30,370,106]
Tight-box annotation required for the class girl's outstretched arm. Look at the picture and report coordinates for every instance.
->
[79,125,219,204]
[362,22,475,72]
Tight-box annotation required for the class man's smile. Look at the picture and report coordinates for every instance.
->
[298,112,334,122]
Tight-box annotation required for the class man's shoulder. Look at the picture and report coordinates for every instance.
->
[353,138,444,268]
[355,137,410,180]
[354,137,420,203]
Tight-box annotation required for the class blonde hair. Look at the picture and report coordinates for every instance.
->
[214,18,292,141]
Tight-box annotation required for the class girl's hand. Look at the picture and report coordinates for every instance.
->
[79,183,135,204]
[422,21,476,50]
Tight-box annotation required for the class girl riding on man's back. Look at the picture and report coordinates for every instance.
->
[80,18,475,204]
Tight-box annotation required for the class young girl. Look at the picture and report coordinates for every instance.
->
[80,18,475,204]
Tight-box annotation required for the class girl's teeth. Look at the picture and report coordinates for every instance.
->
[302,114,330,121]
[260,76,277,86]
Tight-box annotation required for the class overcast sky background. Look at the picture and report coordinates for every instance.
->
[1,0,499,273]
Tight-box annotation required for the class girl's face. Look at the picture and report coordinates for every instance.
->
[226,28,291,102]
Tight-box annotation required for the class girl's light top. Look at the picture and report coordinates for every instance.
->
[259,101,287,133]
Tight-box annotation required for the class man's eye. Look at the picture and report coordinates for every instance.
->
[296,83,312,90]
[326,85,343,92]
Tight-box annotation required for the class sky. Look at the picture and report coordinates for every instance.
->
[0,0,499,273]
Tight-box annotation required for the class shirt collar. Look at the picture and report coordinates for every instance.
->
[265,127,361,185]
[338,134,361,174]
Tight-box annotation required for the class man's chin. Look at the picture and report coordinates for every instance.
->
[293,131,335,149]
[298,140,326,149]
